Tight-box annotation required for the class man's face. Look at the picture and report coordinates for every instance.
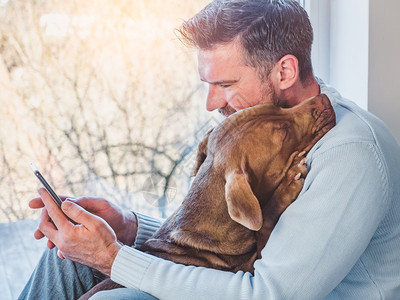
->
[198,42,276,117]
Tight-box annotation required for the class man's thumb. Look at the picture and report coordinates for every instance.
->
[61,199,89,225]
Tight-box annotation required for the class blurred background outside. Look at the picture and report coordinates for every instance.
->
[0,0,216,222]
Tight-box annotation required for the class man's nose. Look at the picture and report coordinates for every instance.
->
[206,84,227,111]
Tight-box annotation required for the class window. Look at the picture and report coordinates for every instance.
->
[0,1,212,222]
[296,0,305,7]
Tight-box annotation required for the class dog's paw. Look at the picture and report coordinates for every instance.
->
[287,151,308,195]
[291,150,308,185]
[273,151,308,206]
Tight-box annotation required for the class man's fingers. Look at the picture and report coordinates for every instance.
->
[61,200,99,228]
[69,197,93,211]
[34,229,44,240]
[29,194,71,209]
[29,197,45,209]
[71,197,106,214]
[34,229,55,249]
[39,188,71,231]
[47,239,56,249]
[57,249,65,259]
[39,205,58,230]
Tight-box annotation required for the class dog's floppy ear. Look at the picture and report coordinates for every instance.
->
[191,128,214,177]
[225,170,262,231]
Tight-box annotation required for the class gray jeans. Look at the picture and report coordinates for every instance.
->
[18,247,157,299]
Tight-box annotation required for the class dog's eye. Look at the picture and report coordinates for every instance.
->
[279,123,290,140]
[280,123,290,130]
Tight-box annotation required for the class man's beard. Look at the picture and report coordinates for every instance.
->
[218,105,237,117]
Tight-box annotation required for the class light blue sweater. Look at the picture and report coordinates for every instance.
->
[111,81,400,299]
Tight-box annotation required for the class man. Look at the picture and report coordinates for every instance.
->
[19,0,400,299]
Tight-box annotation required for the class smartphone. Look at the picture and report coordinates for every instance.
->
[30,163,63,207]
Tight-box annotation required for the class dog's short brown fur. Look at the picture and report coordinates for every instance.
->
[79,94,335,299]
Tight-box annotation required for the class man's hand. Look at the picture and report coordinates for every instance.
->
[30,188,138,275]
[34,188,121,275]
[30,190,138,248]
[67,196,138,246]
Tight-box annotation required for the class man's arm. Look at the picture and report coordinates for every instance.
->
[111,141,391,299]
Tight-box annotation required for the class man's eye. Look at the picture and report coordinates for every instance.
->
[219,84,232,88]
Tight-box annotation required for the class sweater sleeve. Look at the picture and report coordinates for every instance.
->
[111,140,391,299]
[132,212,164,249]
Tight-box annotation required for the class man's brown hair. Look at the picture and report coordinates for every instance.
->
[177,0,314,82]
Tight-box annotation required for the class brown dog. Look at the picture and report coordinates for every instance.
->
[79,94,335,299]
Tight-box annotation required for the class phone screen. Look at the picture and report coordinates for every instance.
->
[30,163,63,207]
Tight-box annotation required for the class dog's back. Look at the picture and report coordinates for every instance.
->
[141,94,336,273]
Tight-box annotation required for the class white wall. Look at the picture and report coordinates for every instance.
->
[307,0,400,144]
[307,0,369,110]
[368,0,400,144]
[306,0,331,83]
[329,0,369,110]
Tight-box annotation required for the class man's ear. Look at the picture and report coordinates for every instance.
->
[191,128,214,176]
[225,170,263,231]
[275,54,299,90]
